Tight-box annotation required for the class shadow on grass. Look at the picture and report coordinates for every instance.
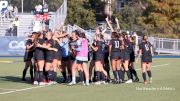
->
[0,76,33,85]
[0,76,78,85]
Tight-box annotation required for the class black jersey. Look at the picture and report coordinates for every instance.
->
[52,40,62,60]
[129,42,135,62]
[34,38,46,60]
[91,42,96,60]
[36,38,46,50]
[95,41,104,54]
[25,39,35,51]
[128,42,134,54]
[24,39,34,62]
[104,46,109,63]
[110,39,121,52]
[139,41,152,56]
[139,41,152,62]
[45,39,54,56]
[123,39,131,53]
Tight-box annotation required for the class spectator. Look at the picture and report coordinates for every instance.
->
[13,5,18,17]
[8,20,14,36]
[12,17,19,36]
[35,4,43,14]
[44,17,49,31]
[43,2,48,13]
[7,4,14,18]
[33,17,42,32]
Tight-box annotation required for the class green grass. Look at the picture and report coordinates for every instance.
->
[0,57,180,101]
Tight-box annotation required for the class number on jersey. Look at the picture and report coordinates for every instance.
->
[145,44,149,51]
[114,41,119,48]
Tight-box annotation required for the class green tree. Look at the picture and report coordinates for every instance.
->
[112,0,144,31]
[138,0,180,38]
[66,0,96,29]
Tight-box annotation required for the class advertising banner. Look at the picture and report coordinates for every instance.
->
[0,37,26,56]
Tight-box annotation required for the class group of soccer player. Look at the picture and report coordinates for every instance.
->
[21,27,153,86]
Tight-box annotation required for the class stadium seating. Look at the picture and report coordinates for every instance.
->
[0,13,34,36]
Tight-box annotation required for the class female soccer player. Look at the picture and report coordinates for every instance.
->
[91,34,107,85]
[109,32,123,83]
[68,31,84,85]
[69,31,90,86]
[22,32,36,82]
[128,36,139,82]
[121,32,133,83]
[136,35,153,84]
[51,33,62,84]
[34,32,46,85]
[58,34,70,83]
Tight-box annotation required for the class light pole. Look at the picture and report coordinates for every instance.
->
[43,0,45,5]
[21,0,23,13]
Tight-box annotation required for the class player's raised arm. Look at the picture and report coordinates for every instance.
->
[105,17,114,32]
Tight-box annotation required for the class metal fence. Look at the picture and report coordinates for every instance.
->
[155,38,180,55]
[66,25,180,55]
[49,0,67,31]
[67,24,93,43]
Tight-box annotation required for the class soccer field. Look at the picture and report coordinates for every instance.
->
[0,57,180,101]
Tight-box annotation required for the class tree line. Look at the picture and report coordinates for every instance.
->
[10,0,180,38]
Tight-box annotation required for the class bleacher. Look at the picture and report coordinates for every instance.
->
[0,13,34,37]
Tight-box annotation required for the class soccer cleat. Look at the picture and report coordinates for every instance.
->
[133,78,139,82]
[68,81,76,85]
[118,79,123,84]
[33,81,38,85]
[39,82,46,86]
[21,78,27,81]
[52,81,58,85]
[46,81,53,85]
[94,81,101,85]
[112,80,119,84]
[101,81,108,84]
[149,78,152,84]
[62,79,67,83]
[78,81,85,85]
[125,79,133,84]
[85,82,90,86]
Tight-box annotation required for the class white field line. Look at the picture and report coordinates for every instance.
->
[0,85,48,95]
[136,64,169,71]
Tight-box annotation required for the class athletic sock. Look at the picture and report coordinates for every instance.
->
[122,70,125,81]
[142,72,146,81]
[34,70,39,81]
[72,76,76,83]
[39,71,44,82]
[30,68,34,80]
[22,69,27,79]
[68,74,72,81]
[53,71,57,81]
[130,69,134,80]
[50,71,54,81]
[126,70,132,80]
[117,70,121,81]
[147,71,152,78]
[47,71,50,81]
[78,71,84,82]
[113,71,118,80]
[131,69,138,78]
[100,72,105,81]
[96,71,100,81]
[61,71,67,81]
[44,71,48,81]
